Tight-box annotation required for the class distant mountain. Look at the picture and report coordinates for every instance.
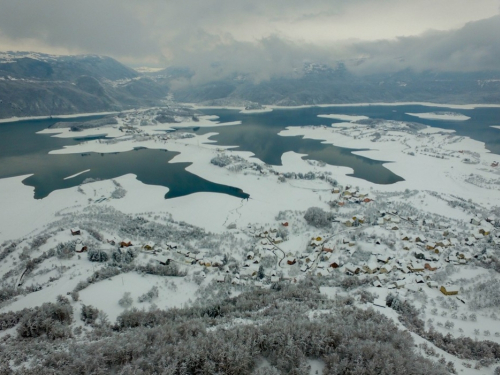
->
[0,52,169,119]
[1,52,499,119]
[171,63,500,106]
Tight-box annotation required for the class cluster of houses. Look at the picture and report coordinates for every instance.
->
[64,202,498,296]
[332,186,373,207]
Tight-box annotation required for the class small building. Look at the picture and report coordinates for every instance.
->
[158,257,171,266]
[329,260,340,268]
[71,228,81,236]
[470,218,481,226]
[281,222,289,227]
[286,257,296,266]
[379,264,393,274]
[273,237,283,244]
[427,281,438,289]
[344,219,354,227]
[401,234,412,241]
[246,251,255,260]
[75,244,87,253]
[424,263,438,271]
[426,243,436,251]
[408,262,425,272]
[479,228,490,236]
[120,240,133,248]
[270,276,280,283]
[415,236,427,243]
[440,285,459,296]
[352,215,365,223]
[395,280,406,289]
[376,255,391,264]
[344,264,361,275]
[143,241,155,251]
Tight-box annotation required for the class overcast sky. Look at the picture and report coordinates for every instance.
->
[0,0,498,79]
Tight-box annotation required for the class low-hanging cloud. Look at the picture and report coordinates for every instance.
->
[350,15,500,74]
[0,0,498,80]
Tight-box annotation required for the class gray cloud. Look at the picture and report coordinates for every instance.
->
[0,0,498,79]
[350,15,500,74]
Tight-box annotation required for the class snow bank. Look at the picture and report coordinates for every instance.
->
[0,111,119,124]
[64,169,90,180]
[239,108,273,114]
[318,114,369,122]
[406,112,471,121]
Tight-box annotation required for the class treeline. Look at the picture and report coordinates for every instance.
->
[387,293,500,366]
[0,282,448,375]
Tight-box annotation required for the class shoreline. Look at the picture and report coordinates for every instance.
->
[188,101,500,111]
[1,101,500,124]
[0,111,120,124]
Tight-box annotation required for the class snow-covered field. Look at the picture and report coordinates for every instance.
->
[1,103,500,373]
[406,112,471,121]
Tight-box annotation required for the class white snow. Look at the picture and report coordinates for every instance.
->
[1,104,500,373]
[406,112,471,121]
[317,114,369,122]
[63,169,90,180]
[239,108,273,114]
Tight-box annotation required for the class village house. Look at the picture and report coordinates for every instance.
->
[75,243,87,253]
[440,285,459,295]
[424,262,438,271]
[379,264,393,274]
[323,245,334,253]
[352,215,365,224]
[376,254,391,263]
[395,280,406,289]
[328,259,340,268]
[401,233,412,241]
[415,235,427,243]
[470,217,481,226]
[344,264,361,275]
[71,228,81,236]
[407,262,425,272]
[120,239,133,248]
[479,227,490,236]
[143,241,155,251]
[362,260,379,274]
[344,219,354,227]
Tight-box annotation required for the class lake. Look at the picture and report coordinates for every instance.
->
[0,117,249,200]
[1,104,499,200]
